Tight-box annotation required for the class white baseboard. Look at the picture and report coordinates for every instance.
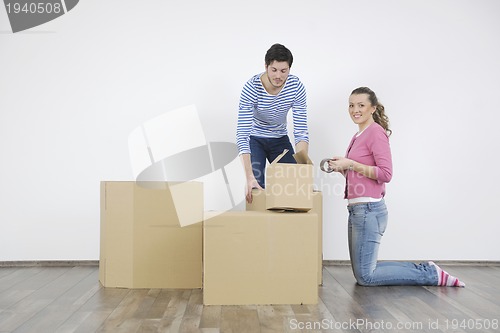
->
[0,260,99,267]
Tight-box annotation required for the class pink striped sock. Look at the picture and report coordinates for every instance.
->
[429,261,465,287]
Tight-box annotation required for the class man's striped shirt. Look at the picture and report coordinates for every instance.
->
[236,73,309,154]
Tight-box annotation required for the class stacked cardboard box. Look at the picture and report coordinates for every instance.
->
[203,211,318,305]
[247,189,323,286]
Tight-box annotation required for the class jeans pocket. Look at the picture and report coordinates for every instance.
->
[349,206,367,227]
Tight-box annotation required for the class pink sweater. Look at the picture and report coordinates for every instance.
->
[345,122,392,199]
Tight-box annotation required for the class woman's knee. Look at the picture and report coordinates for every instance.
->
[354,271,375,286]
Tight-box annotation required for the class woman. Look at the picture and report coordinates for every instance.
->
[327,87,464,287]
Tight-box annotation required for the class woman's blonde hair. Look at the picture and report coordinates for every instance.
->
[351,87,392,136]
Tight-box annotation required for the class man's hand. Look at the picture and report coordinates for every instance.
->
[246,177,263,204]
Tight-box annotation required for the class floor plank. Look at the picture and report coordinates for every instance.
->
[199,304,221,330]
[220,305,261,333]
[257,304,295,333]
[72,286,129,333]
[178,289,203,333]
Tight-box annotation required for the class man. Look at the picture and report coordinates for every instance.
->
[236,43,309,203]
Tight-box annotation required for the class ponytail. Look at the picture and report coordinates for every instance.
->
[373,104,392,137]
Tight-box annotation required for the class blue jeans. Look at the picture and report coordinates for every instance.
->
[249,135,296,188]
[348,200,438,286]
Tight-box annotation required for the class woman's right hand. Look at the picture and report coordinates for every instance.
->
[328,156,353,172]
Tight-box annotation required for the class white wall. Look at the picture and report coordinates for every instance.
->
[1,0,499,261]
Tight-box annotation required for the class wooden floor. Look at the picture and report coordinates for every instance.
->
[0,264,499,333]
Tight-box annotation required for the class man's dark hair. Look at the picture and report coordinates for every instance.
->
[265,43,293,67]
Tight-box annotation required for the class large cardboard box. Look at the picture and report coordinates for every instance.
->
[265,149,314,211]
[100,181,203,289]
[247,189,324,285]
[203,211,318,305]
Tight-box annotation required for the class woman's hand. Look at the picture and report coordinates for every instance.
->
[328,156,353,172]
[328,157,379,180]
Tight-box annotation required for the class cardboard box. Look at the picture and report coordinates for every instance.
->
[99,181,203,289]
[265,149,314,211]
[203,211,318,305]
[247,189,323,285]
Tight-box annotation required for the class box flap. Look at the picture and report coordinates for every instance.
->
[293,149,313,165]
[270,149,289,165]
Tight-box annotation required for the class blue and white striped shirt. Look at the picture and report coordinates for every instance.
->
[236,73,309,154]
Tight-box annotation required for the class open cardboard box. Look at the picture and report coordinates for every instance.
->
[265,149,314,211]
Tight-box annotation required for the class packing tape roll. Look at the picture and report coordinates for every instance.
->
[320,158,334,173]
